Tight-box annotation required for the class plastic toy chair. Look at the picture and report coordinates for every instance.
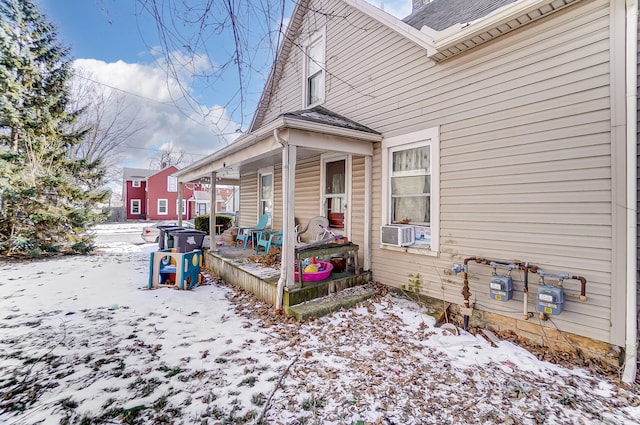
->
[255,230,282,255]
[236,213,269,249]
[296,216,330,243]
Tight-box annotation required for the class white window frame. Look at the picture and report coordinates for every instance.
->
[320,153,351,237]
[157,198,168,215]
[132,180,141,188]
[130,199,141,215]
[302,27,326,108]
[167,176,178,192]
[381,127,440,253]
[258,167,274,227]
[176,199,186,216]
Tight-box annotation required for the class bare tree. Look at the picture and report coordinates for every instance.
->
[70,68,144,184]
[133,0,288,128]
[149,144,185,169]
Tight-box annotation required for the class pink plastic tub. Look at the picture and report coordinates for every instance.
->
[294,261,334,282]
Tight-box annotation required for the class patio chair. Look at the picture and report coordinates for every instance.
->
[296,216,330,243]
[255,230,282,255]
[236,213,269,249]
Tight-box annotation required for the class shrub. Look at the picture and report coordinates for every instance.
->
[195,215,209,233]
[216,215,233,230]
[194,214,234,233]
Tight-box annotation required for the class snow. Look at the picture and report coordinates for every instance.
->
[1,222,639,424]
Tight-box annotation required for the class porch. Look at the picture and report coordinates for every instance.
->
[201,241,372,317]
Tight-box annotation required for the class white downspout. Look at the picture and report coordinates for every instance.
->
[623,0,638,385]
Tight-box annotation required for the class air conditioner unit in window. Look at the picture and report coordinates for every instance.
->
[380,225,415,247]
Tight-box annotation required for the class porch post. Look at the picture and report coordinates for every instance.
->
[364,155,372,271]
[210,172,217,251]
[177,183,183,227]
[275,129,296,308]
[286,145,297,289]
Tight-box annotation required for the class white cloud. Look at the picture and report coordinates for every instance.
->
[72,58,239,171]
[367,0,412,19]
[68,2,411,179]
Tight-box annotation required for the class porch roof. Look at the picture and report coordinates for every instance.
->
[173,106,381,184]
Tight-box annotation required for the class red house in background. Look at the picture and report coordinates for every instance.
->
[122,166,199,221]
[122,168,154,220]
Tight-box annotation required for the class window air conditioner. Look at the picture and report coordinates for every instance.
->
[380,225,415,247]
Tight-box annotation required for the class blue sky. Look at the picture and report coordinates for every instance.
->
[35,0,411,178]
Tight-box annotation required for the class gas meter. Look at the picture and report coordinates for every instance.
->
[490,274,513,302]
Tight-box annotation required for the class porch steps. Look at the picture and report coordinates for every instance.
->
[287,284,378,321]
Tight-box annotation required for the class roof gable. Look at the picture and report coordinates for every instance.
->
[249,0,435,131]
[148,165,179,181]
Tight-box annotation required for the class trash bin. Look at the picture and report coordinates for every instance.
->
[170,229,207,253]
[157,225,183,250]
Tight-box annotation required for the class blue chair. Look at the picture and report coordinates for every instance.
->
[236,213,269,249]
[255,230,282,255]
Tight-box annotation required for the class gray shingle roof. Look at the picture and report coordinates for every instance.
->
[122,167,155,181]
[283,106,379,134]
[403,0,517,31]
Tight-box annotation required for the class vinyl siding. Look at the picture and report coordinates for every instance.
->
[273,165,283,231]
[238,171,258,228]
[293,155,322,230]
[350,156,366,264]
[257,0,618,344]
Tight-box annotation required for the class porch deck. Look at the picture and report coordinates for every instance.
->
[202,242,372,315]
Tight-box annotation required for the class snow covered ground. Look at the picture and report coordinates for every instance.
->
[0,222,639,424]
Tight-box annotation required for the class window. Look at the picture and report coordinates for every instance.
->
[158,199,168,215]
[382,127,440,251]
[176,199,186,215]
[323,157,347,230]
[130,199,141,215]
[304,29,325,107]
[132,180,140,188]
[167,176,177,192]
[258,168,273,226]
[197,203,208,216]
[391,145,430,224]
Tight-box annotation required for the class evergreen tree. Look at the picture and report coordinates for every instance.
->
[0,0,108,256]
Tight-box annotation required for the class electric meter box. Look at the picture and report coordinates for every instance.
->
[536,285,564,315]
[489,275,513,302]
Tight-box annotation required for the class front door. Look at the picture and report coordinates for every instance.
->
[322,155,349,236]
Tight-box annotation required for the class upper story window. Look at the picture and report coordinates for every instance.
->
[382,127,440,252]
[132,180,141,188]
[167,176,178,192]
[304,29,325,107]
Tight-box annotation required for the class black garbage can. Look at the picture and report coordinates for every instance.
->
[157,225,183,250]
[170,229,207,253]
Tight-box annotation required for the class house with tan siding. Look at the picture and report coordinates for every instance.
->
[175,0,639,383]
